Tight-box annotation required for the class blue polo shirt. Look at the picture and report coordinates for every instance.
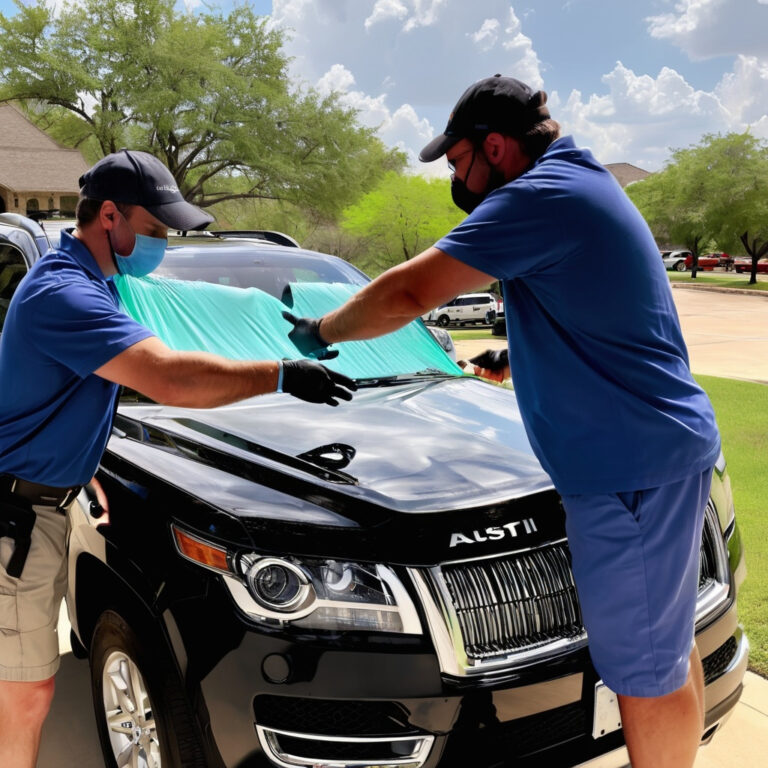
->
[436,136,720,494]
[0,230,154,486]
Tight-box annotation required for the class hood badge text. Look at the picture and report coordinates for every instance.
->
[449,518,538,548]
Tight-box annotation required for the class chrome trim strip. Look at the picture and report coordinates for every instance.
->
[695,502,732,628]
[255,726,434,768]
[378,565,423,635]
[409,569,465,677]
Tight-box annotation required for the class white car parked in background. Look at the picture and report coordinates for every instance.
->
[423,292,500,327]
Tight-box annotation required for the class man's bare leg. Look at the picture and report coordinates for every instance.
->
[618,648,704,768]
[0,677,56,768]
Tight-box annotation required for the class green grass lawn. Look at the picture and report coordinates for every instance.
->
[449,328,496,342]
[696,375,768,677]
[669,273,768,291]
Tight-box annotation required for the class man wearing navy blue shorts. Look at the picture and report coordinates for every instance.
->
[283,75,720,767]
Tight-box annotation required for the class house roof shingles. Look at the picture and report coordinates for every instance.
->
[604,162,651,188]
[0,104,88,194]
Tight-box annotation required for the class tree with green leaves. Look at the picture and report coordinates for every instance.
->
[341,172,464,275]
[628,148,712,278]
[695,134,768,285]
[628,132,768,284]
[0,0,403,217]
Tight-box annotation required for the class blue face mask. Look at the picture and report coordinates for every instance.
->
[114,233,167,277]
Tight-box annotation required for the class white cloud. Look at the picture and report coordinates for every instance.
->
[315,64,434,168]
[272,1,767,175]
[272,0,543,105]
[715,55,768,137]
[271,0,544,171]
[365,0,409,30]
[556,57,768,169]
[402,0,450,32]
[647,0,768,59]
[316,64,357,96]
[469,19,501,52]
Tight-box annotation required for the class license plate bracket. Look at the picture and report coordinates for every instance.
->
[592,681,622,739]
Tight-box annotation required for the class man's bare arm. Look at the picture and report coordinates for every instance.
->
[95,336,279,408]
[319,247,495,343]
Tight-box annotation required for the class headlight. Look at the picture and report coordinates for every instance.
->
[242,556,315,613]
[234,555,421,634]
[171,524,422,634]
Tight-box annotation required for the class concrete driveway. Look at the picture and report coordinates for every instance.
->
[41,285,768,767]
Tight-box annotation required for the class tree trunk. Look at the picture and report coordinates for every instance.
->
[739,232,768,286]
[690,235,702,279]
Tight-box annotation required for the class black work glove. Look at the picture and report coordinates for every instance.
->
[282,311,338,360]
[468,348,509,371]
[282,359,357,406]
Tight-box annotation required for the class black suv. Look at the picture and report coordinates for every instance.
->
[0,217,748,768]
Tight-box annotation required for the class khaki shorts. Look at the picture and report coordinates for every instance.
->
[0,503,68,682]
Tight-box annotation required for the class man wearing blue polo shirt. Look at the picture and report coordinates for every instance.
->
[0,150,354,767]
[283,76,720,768]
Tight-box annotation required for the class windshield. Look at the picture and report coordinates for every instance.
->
[115,242,462,382]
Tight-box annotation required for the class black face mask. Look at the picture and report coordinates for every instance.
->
[450,149,506,214]
[451,178,486,214]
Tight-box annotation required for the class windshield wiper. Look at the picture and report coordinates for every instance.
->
[355,369,457,388]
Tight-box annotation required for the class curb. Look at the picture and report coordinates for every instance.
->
[671,283,768,298]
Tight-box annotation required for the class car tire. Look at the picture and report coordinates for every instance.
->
[675,261,687,272]
[90,609,209,768]
[436,314,450,327]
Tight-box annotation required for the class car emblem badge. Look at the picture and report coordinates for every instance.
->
[449,518,538,548]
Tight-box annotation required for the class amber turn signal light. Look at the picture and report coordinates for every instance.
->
[172,526,230,572]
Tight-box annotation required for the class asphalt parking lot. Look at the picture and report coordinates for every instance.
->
[41,284,768,767]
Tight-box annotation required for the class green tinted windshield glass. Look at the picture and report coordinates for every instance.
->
[115,275,461,379]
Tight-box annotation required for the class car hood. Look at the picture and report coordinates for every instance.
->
[112,376,552,515]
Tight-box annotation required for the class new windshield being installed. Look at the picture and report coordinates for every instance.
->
[115,243,462,381]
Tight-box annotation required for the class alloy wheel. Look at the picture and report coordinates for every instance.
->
[101,650,161,768]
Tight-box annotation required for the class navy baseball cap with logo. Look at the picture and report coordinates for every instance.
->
[79,149,214,231]
[419,75,551,162]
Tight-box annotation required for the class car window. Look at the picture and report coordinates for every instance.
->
[0,244,28,332]
[154,244,368,299]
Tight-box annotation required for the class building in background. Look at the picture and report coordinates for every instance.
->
[604,162,651,188]
[0,104,88,218]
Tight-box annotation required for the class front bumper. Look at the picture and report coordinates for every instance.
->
[197,596,747,768]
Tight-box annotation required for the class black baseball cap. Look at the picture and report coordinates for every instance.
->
[419,75,550,162]
[79,149,214,231]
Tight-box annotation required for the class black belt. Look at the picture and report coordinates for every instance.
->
[0,475,82,509]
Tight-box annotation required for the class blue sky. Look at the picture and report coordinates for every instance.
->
[2,0,766,173]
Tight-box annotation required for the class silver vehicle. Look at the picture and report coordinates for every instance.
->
[661,250,692,272]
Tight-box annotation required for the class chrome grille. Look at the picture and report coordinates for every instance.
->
[413,498,730,677]
[441,543,584,660]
